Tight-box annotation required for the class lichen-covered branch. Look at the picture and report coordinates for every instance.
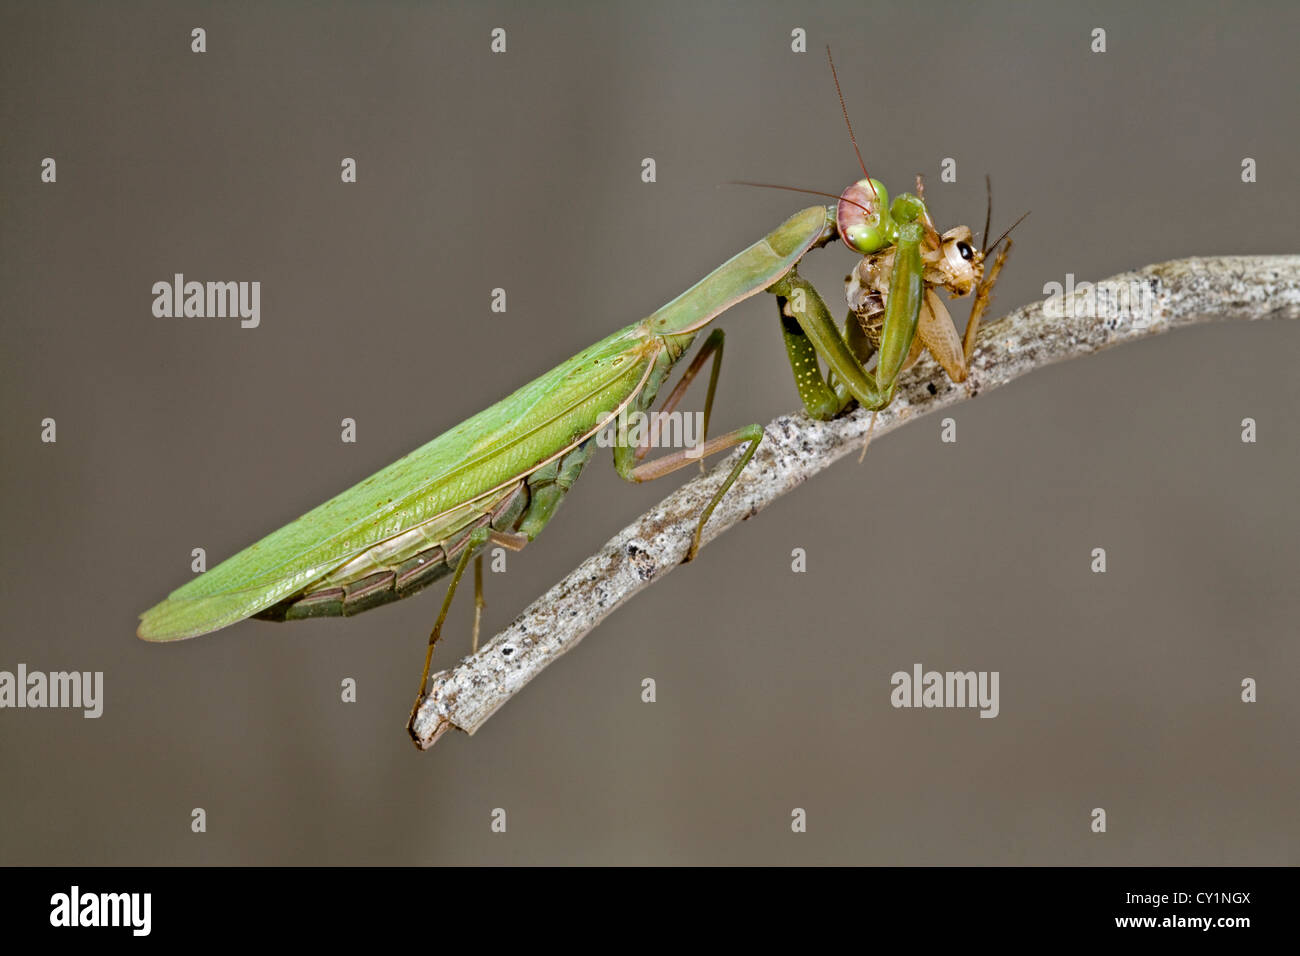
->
[410,255,1300,748]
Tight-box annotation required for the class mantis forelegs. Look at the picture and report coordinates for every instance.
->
[778,308,851,420]
[770,197,928,416]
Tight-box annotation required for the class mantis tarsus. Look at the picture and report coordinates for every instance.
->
[137,50,1019,741]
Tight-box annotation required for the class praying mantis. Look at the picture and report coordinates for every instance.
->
[137,50,1019,738]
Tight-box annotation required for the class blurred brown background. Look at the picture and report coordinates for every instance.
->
[1,1,1296,865]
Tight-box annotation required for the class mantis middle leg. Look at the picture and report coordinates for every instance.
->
[615,329,762,562]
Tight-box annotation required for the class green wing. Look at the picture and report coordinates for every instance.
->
[138,324,653,640]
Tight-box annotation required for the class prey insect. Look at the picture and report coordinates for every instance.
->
[137,49,1020,741]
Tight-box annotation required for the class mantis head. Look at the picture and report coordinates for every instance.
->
[836,177,892,255]
[836,179,940,259]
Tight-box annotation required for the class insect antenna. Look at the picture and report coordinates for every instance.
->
[985,210,1031,256]
[727,181,873,217]
[826,46,877,201]
[981,175,994,255]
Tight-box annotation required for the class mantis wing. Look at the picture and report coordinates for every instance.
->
[138,205,832,641]
[138,326,655,641]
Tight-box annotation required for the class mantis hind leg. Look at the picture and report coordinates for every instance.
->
[409,527,483,734]
[463,530,525,654]
[471,554,484,653]
[407,526,525,742]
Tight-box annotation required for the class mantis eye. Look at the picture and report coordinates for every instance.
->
[956,241,975,261]
[837,178,891,255]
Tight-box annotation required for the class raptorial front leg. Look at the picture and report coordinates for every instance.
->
[770,196,929,463]
[868,208,925,398]
[776,298,851,421]
[768,268,887,412]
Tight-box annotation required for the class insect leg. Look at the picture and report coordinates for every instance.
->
[870,207,925,400]
[615,334,763,560]
[963,238,1013,364]
[409,525,490,727]
[471,555,484,654]
[465,530,526,654]
[638,328,726,470]
[777,300,850,420]
[768,268,887,410]
[624,424,765,562]
[854,196,927,463]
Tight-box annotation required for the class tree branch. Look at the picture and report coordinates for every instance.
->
[410,255,1300,748]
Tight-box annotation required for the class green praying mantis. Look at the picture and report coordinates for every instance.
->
[138,50,1021,738]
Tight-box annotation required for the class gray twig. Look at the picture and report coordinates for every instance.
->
[410,255,1300,748]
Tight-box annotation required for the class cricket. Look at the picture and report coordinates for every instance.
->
[137,50,1022,739]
